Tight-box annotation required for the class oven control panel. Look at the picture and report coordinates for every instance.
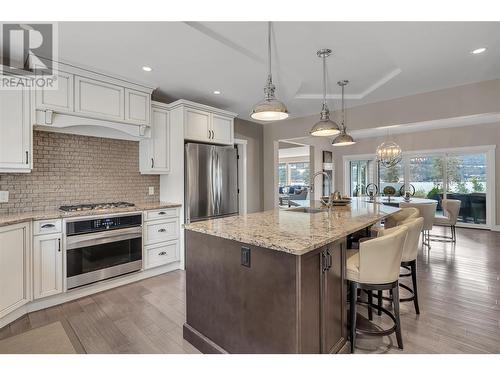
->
[66,214,142,236]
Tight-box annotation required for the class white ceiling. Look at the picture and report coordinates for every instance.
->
[57,21,500,122]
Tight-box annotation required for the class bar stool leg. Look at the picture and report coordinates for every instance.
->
[377,290,382,316]
[349,281,357,353]
[392,284,404,349]
[411,261,420,314]
[367,290,373,321]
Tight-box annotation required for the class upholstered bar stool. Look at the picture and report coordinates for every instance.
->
[432,199,461,243]
[376,217,424,315]
[346,225,408,352]
[400,201,437,249]
[370,207,419,237]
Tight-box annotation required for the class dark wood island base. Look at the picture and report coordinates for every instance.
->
[183,230,348,354]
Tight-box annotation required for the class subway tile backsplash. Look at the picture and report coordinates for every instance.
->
[0,131,160,214]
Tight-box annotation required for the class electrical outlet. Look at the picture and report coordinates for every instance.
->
[0,191,9,203]
[148,186,155,195]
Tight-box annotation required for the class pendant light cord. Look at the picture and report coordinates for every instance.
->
[341,83,345,130]
[267,21,272,81]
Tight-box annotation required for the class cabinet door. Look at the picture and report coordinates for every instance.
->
[0,87,31,172]
[75,76,124,121]
[125,88,151,125]
[33,233,63,299]
[151,106,170,172]
[35,70,74,112]
[0,223,30,319]
[321,240,347,353]
[184,108,210,142]
[211,113,234,145]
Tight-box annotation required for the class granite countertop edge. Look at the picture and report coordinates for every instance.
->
[0,202,182,227]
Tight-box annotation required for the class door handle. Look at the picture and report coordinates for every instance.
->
[26,151,29,164]
[58,238,61,252]
[158,228,166,233]
[151,158,154,168]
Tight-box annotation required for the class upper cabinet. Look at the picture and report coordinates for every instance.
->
[74,76,125,121]
[173,100,237,146]
[140,102,171,174]
[33,62,154,133]
[0,85,32,173]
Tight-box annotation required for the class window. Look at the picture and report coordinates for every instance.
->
[278,161,310,187]
[379,162,404,196]
[349,160,373,196]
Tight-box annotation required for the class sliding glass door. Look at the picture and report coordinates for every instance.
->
[344,146,493,229]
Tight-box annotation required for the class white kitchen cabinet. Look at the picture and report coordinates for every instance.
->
[0,86,32,173]
[184,107,211,143]
[0,222,31,319]
[181,103,236,145]
[33,232,63,299]
[211,113,234,145]
[75,75,125,121]
[125,88,151,125]
[35,69,74,112]
[139,102,170,174]
[144,240,179,269]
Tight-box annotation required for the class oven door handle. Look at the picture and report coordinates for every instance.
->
[66,227,142,250]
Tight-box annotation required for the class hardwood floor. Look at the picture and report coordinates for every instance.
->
[0,226,499,354]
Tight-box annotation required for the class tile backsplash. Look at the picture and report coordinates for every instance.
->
[0,131,160,214]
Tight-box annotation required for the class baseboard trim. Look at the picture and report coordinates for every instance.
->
[183,323,228,354]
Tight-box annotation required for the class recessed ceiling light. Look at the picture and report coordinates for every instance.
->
[471,47,487,55]
[213,90,221,95]
[142,66,152,72]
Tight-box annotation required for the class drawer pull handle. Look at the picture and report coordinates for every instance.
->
[158,211,166,215]
[158,228,166,233]
[41,223,55,229]
[158,251,167,256]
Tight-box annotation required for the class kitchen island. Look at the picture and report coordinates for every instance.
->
[183,198,400,354]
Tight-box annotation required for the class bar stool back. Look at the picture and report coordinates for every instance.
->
[377,217,424,314]
[400,201,437,248]
[346,225,408,352]
[384,207,419,229]
[432,198,461,242]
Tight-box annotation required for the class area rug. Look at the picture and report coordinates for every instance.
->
[0,321,77,354]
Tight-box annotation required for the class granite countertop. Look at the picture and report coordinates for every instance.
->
[184,198,400,255]
[0,202,182,227]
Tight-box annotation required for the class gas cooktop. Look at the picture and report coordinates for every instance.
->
[59,202,135,212]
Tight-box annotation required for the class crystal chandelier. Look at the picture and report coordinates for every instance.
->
[376,141,402,167]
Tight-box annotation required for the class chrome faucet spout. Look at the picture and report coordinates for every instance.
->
[310,171,331,194]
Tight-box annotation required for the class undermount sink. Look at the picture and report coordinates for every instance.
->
[287,207,326,214]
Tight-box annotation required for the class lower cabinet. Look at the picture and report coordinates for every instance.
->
[33,232,63,299]
[0,222,31,319]
[143,208,180,270]
[145,240,179,269]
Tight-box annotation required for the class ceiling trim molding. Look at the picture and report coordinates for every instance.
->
[294,68,402,100]
[351,112,500,139]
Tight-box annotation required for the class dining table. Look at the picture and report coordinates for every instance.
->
[366,196,438,207]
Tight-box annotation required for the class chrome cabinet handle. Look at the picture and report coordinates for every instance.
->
[151,158,154,168]
[158,228,166,233]
[41,223,55,229]
[26,151,29,164]
[58,238,61,252]
[158,251,166,256]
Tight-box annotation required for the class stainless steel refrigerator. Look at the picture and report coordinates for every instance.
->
[185,143,239,223]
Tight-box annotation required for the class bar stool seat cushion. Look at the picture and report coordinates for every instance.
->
[433,214,451,225]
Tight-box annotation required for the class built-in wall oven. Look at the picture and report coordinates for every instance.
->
[65,213,143,289]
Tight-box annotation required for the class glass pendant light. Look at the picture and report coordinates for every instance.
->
[251,22,289,121]
[332,80,356,146]
[310,49,340,137]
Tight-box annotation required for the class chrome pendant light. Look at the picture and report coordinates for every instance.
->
[251,22,289,121]
[332,80,356,146]
[310,49,340,137]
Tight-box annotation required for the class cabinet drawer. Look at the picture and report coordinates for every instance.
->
[33,219,62,235]
[144,208,179,221]
[145,240,179,269]
[144,218,179,245]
